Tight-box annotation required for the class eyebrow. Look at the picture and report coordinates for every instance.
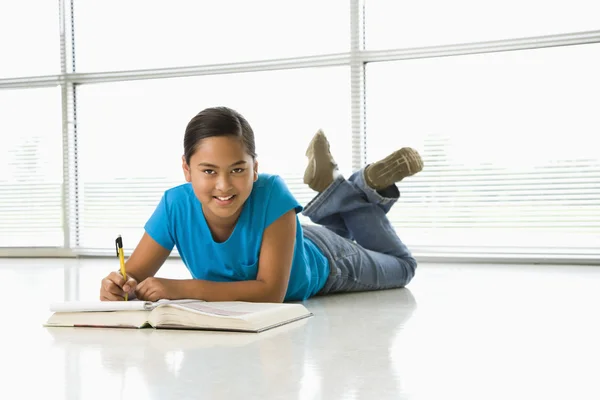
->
[197,160,247,168]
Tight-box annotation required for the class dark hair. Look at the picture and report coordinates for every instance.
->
[183,106,257,165]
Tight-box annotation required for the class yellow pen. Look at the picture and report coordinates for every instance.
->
[115,235,128,301]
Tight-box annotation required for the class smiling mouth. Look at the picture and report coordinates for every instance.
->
[213,195,236,202]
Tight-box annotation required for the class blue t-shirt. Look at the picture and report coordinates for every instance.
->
[144,173,330,301]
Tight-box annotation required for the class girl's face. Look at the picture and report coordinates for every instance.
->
[183,135,258,228]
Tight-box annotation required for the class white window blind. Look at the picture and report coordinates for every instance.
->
[73,67,351,254]
[0,1,60,79]
[0,87,64,247]
[365,0,600,50]
[73,0,349,72]
[366,43,600,257]
[2,0,599,262]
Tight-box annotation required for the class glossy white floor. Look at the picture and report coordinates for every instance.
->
[1,257,599,400]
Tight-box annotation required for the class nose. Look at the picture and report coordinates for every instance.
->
[215,173,233,192]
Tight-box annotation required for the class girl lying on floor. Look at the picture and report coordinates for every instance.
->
[100,106,423,303]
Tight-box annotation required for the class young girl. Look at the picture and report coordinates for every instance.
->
[100,106,423,303]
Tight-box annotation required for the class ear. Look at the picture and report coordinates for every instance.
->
[182,155,192,182]
[253,159,259,182]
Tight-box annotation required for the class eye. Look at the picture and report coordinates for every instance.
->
[202,169,215,175]
[232,168,245,174]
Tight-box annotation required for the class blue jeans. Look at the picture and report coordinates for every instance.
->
[302,168,417,294]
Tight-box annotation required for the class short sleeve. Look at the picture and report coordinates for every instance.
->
[264,175,303,228]
[144,193,175,251]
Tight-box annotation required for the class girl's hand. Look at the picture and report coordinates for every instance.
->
[100,271,138,301]
[135,277,180,302]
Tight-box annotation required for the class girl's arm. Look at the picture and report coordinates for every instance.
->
[173,209,297,303]
[125,232,172,282]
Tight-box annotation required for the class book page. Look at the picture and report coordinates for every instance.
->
[166,301,297,318]
[49,300,154,313]
[169,302,253,317]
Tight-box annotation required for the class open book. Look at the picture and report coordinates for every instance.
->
[45,299,313,333]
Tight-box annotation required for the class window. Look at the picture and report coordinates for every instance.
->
[0,87,63,247]
[366,43,600,255]
[75,67,350,252]
[2,1,599,261]
[0,1,60,78]
[365,0,600,50]
[74,0,350,72]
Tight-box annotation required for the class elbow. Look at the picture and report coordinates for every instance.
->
[256,293,285,303]
[269,295,286,303]
[257,280,286,303]
[265,289,286,303]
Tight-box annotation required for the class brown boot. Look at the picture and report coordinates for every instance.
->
[364,147,423,190]
[303,129,339,192]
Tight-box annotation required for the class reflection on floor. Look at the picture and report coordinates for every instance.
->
[1,257,600,400]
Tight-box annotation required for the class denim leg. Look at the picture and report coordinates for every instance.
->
[303,224,416,294]
[303,169,410,257]
[306,213,351,240]
[302,169,417,293]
